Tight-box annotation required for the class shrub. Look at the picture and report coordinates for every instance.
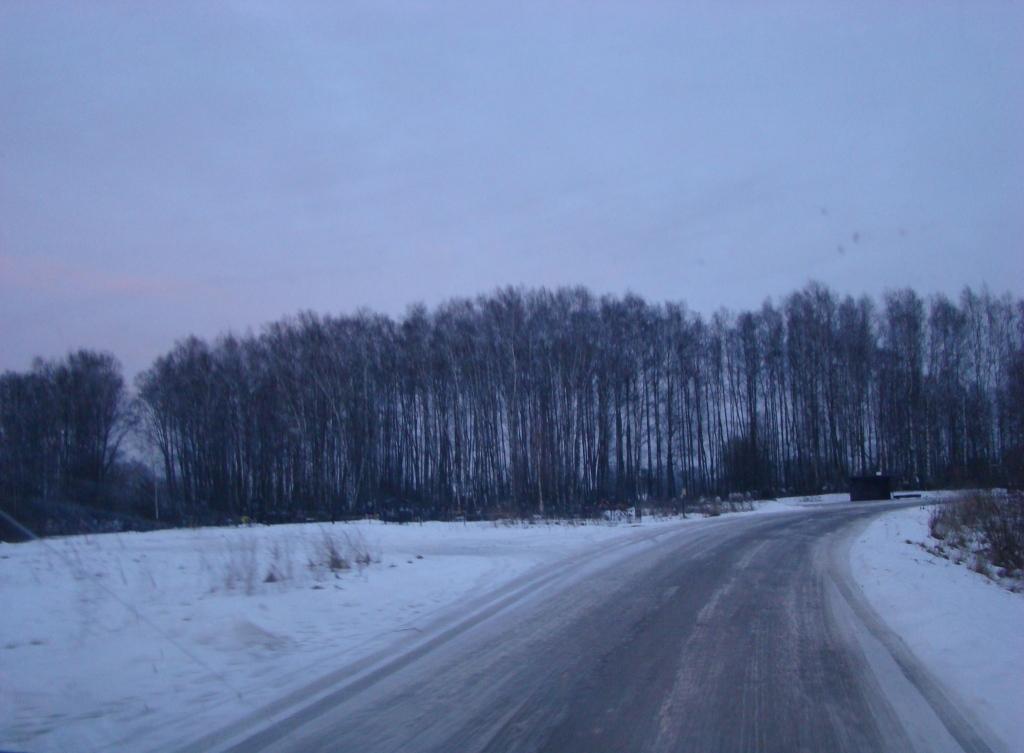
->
[316,529,351,572]
[308,527,377,575]
[929,491,1024,575]
[263,539,294,584]
[223,537,260,594]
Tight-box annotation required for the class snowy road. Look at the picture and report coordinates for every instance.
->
[184,502,1005,753]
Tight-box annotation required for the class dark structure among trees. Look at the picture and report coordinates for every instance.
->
[849,475,892,502]
[2,283,1023,531]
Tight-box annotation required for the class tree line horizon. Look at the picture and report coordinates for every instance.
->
[2,281,1022,532]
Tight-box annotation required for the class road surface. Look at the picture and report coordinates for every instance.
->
[183,503,1002,753]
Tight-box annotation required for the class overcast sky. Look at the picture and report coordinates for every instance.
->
[2,1,1022,377]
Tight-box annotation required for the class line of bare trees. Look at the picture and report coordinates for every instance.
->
[0,350,144,534]
[2,283,1022,530]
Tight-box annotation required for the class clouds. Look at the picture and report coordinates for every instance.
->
[1,2,1022,375]
[0,254,190,298]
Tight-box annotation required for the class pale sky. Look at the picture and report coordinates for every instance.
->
[2,1,1022,376]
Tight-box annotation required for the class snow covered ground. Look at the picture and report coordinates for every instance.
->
[850,503,1024,752]
[0,501,811,753]
[8,493,1009,753]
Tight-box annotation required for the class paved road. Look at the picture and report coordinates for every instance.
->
[191,504,1002,753]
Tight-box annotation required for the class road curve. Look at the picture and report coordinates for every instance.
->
[191,503,1004,753]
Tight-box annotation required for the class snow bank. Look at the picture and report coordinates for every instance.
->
[850,504,1024,751]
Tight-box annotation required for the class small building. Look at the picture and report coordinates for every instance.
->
[849,474,892,502]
